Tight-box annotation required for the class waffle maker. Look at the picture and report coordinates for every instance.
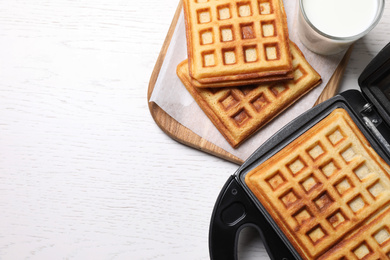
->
[209,42,390,260]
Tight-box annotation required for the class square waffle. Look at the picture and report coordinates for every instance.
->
[184,67,294,88]
[245,108,390,259]
[182,0,292,84]
[176,41,321,148]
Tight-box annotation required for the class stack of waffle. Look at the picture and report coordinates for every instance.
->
[177,0,322,148]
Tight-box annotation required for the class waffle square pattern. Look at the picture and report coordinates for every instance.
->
[245,108,390,259]
[183,0,292,83]
[176,42,320,148]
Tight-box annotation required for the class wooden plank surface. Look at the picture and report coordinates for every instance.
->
[0,0,388,258]
[147,0,353,165]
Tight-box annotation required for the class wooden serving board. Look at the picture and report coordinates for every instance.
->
[147,0,353,165]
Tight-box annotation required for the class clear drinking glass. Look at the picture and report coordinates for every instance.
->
[297,0,385,55]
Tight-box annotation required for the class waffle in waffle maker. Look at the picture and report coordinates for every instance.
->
[209,42,390,260]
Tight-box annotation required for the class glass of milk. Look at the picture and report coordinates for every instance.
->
[297,0,385,55]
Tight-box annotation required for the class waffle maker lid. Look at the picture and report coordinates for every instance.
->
[358,42,390,125]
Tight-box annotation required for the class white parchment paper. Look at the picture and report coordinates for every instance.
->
[149,0,346,161]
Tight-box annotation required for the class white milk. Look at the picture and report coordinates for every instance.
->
[302,0,379,38]
[297,0,383,55]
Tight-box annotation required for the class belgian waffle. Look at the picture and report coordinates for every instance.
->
[176,41,321,148]
[245,108,390,259]
[182,0,292,83]
[184,65,294,88]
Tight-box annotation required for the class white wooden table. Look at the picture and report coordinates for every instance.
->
[0,0,389,259]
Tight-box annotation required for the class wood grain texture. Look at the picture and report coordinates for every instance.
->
[0,0,389,259]
[0,0,239,259]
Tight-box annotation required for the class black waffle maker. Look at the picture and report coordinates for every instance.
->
[209,42,390,260]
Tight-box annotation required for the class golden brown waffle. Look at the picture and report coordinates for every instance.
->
[182,0,292,83]
[176,42,321,148]
[318,207,390,259]
[185,66,294,88]
[245,108,390,259]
